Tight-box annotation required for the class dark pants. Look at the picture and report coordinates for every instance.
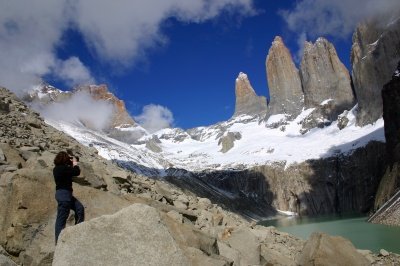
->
[55,191,84,243]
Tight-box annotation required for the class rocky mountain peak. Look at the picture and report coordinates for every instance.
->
[75,84,136,128]
[233,72,268,117]
[351,16,400,126]
[27,82,71,104]
[271,36,284,47]
[300,37,355,118]
[266,36,304,117]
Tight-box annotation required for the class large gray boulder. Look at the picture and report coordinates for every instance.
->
[224,227,261,265]
[0,254,17,266]
[300,37,355,117]
[266,36,304,117]
[297,232,370,266]
[351,14,400,126]
[53,204,189,266]
[233,72,268,117]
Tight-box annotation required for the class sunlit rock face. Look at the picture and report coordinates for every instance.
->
[300,37,355,118]
[351,15,400,126]
[266,36,304,117]
[233,72,268,117]
[76,84,135,128]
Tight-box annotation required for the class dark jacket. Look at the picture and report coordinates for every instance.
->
[53,164,80,193]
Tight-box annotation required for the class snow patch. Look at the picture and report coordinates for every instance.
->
[277,209,298,216]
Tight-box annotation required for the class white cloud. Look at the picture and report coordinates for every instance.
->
[0,0,255,95]
[294,32,307,63]
[281,0,400,38]
[0,0,67,95]
[134,104,174,133]
[72,0,255,66]
[54,57,95,88]
[39,91,114,130]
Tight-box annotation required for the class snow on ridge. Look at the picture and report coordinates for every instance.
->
[46,105,386,174]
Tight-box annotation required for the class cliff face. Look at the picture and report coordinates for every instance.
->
[373,62,400,216]
[258,141,385,215]
[233,72,268,117]
[167,141,385,217]
[300,38,355,118]
[351,16,400,126]
[266,36,304,116]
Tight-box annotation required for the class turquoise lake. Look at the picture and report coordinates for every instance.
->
[259,214,400,254]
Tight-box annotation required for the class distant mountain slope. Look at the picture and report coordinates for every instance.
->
[47,105,384,175]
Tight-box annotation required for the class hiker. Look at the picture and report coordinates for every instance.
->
[53,151,84,243]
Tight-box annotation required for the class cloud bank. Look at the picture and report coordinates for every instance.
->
[281,0,400,38]
[39,91,114,130]
[0,0,255,95]
[135,104,174,133]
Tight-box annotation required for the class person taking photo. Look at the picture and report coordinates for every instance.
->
[53,151,84,244]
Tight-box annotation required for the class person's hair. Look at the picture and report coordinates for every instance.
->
[54,151,72,166]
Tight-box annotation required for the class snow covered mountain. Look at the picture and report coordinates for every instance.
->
[45,104,384,176]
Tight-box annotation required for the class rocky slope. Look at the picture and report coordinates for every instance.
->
[351,15,400,126]
[266,36,304,116]
[233,72,268,117]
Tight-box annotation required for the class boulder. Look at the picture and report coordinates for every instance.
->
[53,204,189,266]
[297,232,370,266]
[0,254,17,266]
[182,247,232,266]
[0,147,5,161]
[224,227,261,265]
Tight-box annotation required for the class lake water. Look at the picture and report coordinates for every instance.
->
[259,214,400,254]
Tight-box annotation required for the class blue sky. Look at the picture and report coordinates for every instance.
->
[1,0,397,131]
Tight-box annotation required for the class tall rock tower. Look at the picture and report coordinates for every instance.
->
[233,72,268,117]
[266,36,304,116]
[351,15,400,126]
[300,37,355,117]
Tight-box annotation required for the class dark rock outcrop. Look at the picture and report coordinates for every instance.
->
[218,132,241,153]
[371,62,400,225]
[351,16,400,126]
[233,72,268,117]
[300,37,355,117]
[382,62,400,167]
[266,36,304,117]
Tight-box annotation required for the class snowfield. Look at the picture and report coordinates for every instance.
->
[46,105,385,176]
